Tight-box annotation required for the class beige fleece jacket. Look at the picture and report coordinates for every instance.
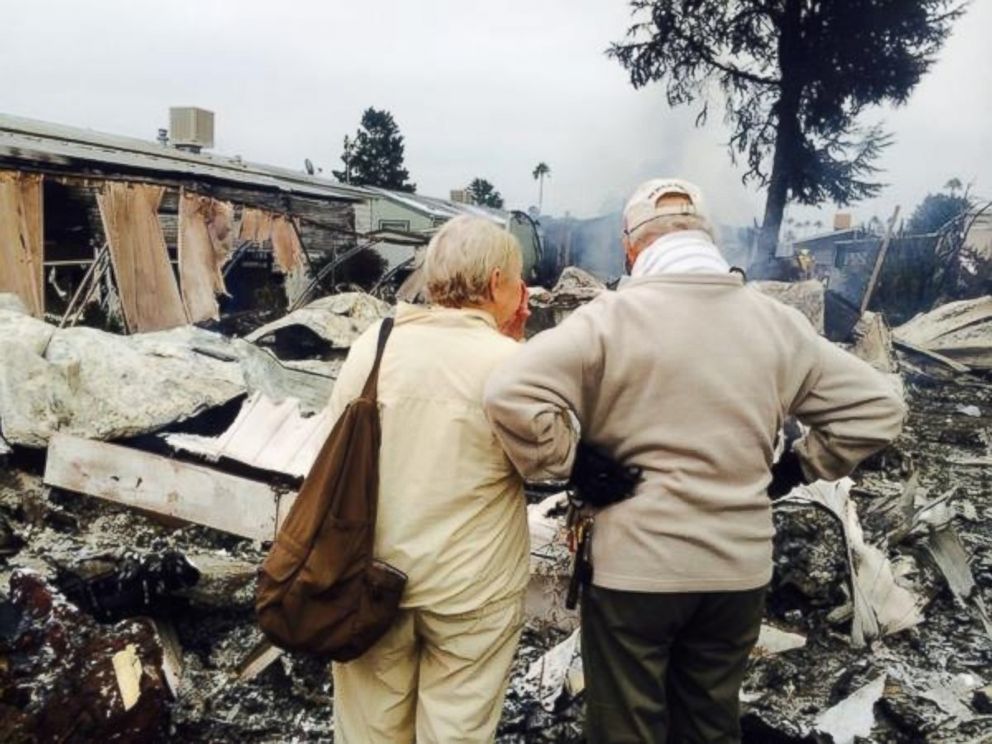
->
[484,273,906,593]
[327,303,529,614]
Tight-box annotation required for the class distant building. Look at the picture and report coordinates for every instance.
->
[788,227,868,268]
[356,188,543,282]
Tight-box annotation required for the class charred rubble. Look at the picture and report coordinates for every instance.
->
[0,275,991,743]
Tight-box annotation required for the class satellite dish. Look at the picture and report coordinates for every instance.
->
[304,158,315,175]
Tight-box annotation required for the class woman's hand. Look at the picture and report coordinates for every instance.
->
[499,281,530,341]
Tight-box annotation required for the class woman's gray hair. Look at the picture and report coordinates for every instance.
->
[424,215,523,307]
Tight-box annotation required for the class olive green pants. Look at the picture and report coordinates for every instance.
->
[581,584,766,744]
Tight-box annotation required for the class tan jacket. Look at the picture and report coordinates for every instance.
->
[484,273,906,593]
[326,303,529,614]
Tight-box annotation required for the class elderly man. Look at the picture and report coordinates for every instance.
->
[484,179,905,743]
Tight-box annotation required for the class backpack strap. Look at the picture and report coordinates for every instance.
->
[361,317,394,400]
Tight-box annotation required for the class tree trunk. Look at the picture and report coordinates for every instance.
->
[756,0,804,275]
[757,115,797,263]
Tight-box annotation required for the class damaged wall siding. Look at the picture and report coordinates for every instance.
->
[5,171,353,333]
[97,182,188,332]
[353,201,372,235]
[270,215,306,275]
[219,187,355,260]
[237,208,309,308]
[178,191,235,323]
[0,170,44,317]
[0,114,366,324]
[238,207,273,245]
[238,209,306,273]
[279,194,355,238]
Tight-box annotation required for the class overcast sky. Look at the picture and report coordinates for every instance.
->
[3,0,990,228]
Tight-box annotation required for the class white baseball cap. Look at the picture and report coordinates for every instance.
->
[622,178,709,238]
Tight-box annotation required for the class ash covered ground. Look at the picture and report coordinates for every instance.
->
[741,363,992,742]
[1,355,990,743]
[0,462,584,742]
[1,278,990,742]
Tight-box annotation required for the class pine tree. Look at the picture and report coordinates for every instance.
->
[333,108,416,192]
[908,192,970,234]
[609,0,964,265]
[467,178,505,209]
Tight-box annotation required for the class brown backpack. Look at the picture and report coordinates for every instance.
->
[255,318,406,661]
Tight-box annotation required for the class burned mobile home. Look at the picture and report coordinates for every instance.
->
[0,110,375,332]
[0,110,547,334]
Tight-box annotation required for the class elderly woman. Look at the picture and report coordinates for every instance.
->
[326,215,530,744]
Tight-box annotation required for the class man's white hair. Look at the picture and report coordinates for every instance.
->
[628,214,716,251]
[424,215,522,307]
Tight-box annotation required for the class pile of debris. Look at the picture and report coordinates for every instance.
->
[892,296,992,375]
[1,278,991,742]
[528,267,607,333]
[0,289,393,739]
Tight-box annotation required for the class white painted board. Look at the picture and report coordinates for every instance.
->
[44,433,282,541]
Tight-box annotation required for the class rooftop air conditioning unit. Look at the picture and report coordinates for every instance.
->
[450,189,471,204]
[833,213,852,231]
[169,107,214,152]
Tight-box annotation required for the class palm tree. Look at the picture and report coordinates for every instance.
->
[945,177,963,194]
[532,162,551,213]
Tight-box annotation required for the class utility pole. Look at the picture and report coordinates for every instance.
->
[342,135,354,184]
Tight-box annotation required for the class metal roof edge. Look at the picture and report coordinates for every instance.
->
[368,186,513,224]
[0,112,372,203]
